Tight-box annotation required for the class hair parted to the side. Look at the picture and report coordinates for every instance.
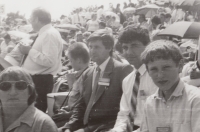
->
[141,40,183,65]
[67,42,90,64]
[118,25,150,46]
[32,7,51,24]
[87,29,114,56]
[0,66,37,105]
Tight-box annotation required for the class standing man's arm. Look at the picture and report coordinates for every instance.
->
[191,96,200,132]
[28,35,61,67]
[19,34,62,67]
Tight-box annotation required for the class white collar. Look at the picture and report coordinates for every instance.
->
[137,64,147,76]
[99,56,110,72]
[39,24,51,36]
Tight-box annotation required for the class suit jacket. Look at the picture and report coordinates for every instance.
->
[63,58,133,131]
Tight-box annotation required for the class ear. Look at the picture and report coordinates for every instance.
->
[178,59,184,73]
[34,17,39,24]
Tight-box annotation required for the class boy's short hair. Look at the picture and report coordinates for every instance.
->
[67,42,90,64]
[141,40,183,65]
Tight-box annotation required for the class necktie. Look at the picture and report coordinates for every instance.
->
[127,71,140,131]
[20,35,38,66]
[83,66,101,125]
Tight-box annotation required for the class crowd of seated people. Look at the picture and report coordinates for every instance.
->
[0,1,200,132]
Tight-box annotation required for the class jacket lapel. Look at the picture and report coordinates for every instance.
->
[93,58,114,103]
[83,66,95,104]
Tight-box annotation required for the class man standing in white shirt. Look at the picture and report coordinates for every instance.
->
[19,7,63,112]
[111,25,157,132]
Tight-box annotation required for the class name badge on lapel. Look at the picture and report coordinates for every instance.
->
[156,127,171,132]
[98,78,110,86]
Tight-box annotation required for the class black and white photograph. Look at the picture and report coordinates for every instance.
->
[0,0,200,131]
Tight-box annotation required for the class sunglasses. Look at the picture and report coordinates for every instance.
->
[0,81,29,91]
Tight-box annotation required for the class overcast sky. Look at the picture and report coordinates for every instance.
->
[1,0,139,19]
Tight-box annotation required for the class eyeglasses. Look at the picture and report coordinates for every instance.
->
[0,81,29,91]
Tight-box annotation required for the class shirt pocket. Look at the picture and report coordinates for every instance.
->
[172,121,191,132]
[138,90,148,100]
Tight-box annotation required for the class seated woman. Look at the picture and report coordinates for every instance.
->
[0,66,58,132]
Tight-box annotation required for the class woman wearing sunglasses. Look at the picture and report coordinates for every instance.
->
[0,66,58,132]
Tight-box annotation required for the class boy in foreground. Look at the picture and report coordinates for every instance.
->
[140,40,200,132]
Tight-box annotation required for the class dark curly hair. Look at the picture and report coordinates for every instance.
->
[118,25,150,46]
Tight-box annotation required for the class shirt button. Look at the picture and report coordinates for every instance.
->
[167,106,169,108]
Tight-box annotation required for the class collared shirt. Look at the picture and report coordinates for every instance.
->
[0,104,58,132]
[140,80,200,132]
[22,24,63,75]
[92,57,110,89]
[87,20,99,32]
[112,64,158,132]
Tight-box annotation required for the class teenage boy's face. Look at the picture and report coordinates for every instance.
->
[122,40,146,66]
[147,58,182,92]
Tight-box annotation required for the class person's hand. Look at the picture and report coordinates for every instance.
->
[190,70,200,79]
[65,129,71,132]
[61,106,70,111]
[58,128,63,132]
[74,128,84,132]
[58,128,69,132]
[18,43,31,55]
[52,110,71,122]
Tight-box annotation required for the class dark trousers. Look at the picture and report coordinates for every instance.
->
[31,74,53,112]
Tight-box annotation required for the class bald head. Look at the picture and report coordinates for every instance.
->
[31,7,51,24]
